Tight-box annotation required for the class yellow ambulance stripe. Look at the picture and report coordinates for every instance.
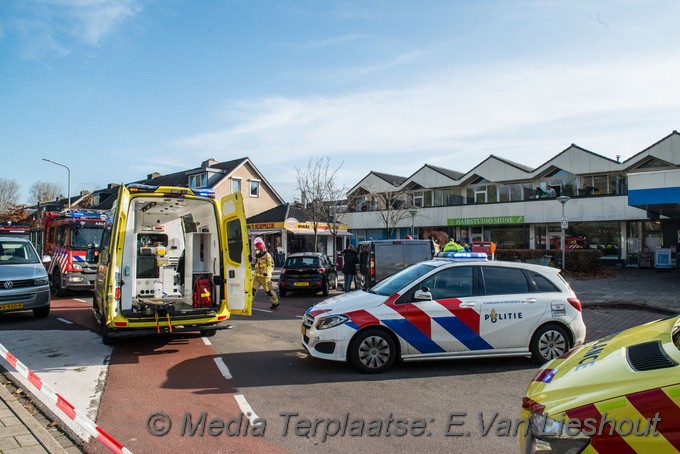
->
[593,396,676,453]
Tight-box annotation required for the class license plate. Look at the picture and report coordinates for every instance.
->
[294,282,309,287]
[1,303,24,310]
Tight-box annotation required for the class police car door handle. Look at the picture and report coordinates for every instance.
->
[459,302,476,308]
[523,298,537,304]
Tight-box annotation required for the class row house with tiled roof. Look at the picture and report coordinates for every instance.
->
[342,131,680,267]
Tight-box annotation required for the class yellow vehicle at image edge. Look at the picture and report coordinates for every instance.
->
[93,184,252,344]
[520,314,680,453]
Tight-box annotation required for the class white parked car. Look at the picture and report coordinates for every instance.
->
[301,253,586,373]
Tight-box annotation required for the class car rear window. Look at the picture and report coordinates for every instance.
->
[285,257,320,268]
[529,271,561,293]
[481,266,530,295]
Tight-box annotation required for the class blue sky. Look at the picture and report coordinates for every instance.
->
[2,0,680,204]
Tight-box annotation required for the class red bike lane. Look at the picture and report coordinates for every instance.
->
[49,297,287,454]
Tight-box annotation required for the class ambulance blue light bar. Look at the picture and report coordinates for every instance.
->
[193,188,215,199]
[435,251,488,260]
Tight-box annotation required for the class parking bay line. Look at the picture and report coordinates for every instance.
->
[234,393,261,425]
[211,342,262,426]
[213,357,232,379]
[56,318,74,325]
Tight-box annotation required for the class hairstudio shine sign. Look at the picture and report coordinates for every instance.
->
[448,216,525,226]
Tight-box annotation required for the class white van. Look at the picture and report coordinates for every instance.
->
[93,184,251,344]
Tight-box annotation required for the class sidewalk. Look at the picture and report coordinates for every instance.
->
[0,374,73,454]
[566,267,680,314]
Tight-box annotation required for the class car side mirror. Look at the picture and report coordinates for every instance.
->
[42,255,52,264]
[414,288,432,301]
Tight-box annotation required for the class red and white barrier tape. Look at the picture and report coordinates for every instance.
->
[0,342,132,454]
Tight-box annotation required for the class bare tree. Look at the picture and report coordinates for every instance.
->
[0,178,20,215]
[28,181,62,206]
[361,183,414,239]
[324,172,352,261]
[295,157,343,252]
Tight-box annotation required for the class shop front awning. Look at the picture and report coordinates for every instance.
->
[286,228,353,237]
[247,229,283,236]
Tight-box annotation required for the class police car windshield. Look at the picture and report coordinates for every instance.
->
[370,262,440,296]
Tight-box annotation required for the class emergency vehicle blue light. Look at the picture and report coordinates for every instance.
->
[435,251,488,260]
[194,189,215,199]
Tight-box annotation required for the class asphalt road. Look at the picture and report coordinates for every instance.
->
[0,289,671,454]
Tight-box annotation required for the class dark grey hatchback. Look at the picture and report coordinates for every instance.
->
[278,252,338,297]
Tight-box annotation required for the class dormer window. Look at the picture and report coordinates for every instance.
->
[189,172,208,189]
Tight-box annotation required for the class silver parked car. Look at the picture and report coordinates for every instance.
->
[0,236,51,318]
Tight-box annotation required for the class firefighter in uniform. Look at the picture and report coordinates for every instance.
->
[252,238,279,310]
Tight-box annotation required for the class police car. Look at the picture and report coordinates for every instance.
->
[520,314,680,453]
[301,252,586,373]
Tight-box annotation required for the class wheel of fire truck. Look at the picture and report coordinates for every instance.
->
[51,269,68,297]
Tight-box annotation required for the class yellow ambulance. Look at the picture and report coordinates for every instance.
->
[520,314,680,453]
[93,184,252,344]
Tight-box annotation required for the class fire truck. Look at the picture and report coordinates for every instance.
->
[42,210,106,295]
[0,224,31,241]
[550,236,588,250]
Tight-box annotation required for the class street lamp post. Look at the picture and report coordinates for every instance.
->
[408,208,418,238]
[557,196,571,269]
[42,158,71,211]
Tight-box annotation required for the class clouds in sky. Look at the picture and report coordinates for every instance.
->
[2,1,680,203]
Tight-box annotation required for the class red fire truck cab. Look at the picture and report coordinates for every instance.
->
[550,236,588,250]
[43,210,106,295]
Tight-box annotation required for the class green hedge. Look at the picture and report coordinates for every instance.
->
[494,249,602,273]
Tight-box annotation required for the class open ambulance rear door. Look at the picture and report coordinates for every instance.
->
[220,192,252,315]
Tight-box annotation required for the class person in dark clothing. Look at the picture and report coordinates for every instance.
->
[341,245,359,293]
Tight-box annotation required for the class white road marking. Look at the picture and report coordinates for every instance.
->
[201,337,212,345]
[56,318,74,325]
[234,393,260,425]
[213,357,232,379]
[295,315,303,318]
[253,308,272,313]
[73,298,88,302]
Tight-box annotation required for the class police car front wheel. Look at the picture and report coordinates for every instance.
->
[349,328,396,373]
[530,324,570,364]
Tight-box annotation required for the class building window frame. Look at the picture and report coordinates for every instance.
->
[232,178,242,194]
[188,172,208,189]
[249,179,260,198]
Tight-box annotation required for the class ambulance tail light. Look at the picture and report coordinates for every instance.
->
[115,287,121,300]
[370,258,375,276]
[567,298,582,312]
